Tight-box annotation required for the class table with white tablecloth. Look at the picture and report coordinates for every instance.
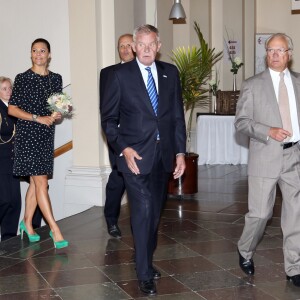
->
[196,115,249,165]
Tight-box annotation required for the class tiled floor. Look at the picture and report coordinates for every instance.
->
[0,165,299,299]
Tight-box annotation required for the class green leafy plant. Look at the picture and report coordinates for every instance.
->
[171,21,223,150]
[209,69,220,96]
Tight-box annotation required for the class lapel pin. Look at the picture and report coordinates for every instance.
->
[163,75,167,78]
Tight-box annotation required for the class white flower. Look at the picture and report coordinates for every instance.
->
[234,57,243,65]
[209,79,216,86]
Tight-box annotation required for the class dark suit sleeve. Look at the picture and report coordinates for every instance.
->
[100,68,127,155]
[100,66,112,112]
[173,67,186,154]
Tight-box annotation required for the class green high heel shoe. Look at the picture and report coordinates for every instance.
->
[49,231,69,249]
[19,220,40,242]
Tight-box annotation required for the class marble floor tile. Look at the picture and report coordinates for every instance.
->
[0,260,37,277]
[41,267,110,288]
[153,243,199,261]
[0,289,60,299]
[86,248,135,266]
[117,277,190,299]
[198,285,277,300]
[174,270,246,292]
[163,229,222,244]
[55,282,131,300]
[0,273,49,295]
[256,280,300,300]
[185,239,237,256]
[154,256,221,275]
[0,165,291,299]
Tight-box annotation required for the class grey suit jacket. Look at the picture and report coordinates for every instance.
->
[235,68,300,178]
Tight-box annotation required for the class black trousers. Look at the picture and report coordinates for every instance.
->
[123,143,170,281]
[104,146,126,226]
[0,175,21,241]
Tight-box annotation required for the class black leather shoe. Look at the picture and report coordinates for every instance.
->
[152,267,161,280]
[238,249,254,275]
[287,274,300,287]
[107,224,122,238]
[139,279,157,295]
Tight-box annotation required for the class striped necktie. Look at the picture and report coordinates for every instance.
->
[145,67,158,115]
[278,72,293,142]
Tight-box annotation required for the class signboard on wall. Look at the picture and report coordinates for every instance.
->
[292,0,300,14]
[255,33,272,75]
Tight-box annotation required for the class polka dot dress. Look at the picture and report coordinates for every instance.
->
[9,69,62,176]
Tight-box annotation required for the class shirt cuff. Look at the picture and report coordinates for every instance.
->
[176,153,185,157]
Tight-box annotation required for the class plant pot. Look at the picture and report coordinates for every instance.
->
[168,152,199,195]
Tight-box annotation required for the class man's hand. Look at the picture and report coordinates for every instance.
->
[122,147,142,175]
[173,154,186,179]
[269,127,292,142]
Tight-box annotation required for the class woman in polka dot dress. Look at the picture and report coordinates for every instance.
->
[8,38,68,248]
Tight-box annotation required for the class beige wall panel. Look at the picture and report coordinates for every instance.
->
[223,0,243,90]
[115,0,134,63]
[157,0,173,63]
[257,0,300,71]
[243,0,255,79]
[69,0,101,167]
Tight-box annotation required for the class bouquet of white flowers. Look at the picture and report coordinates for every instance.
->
[47,92,73,117]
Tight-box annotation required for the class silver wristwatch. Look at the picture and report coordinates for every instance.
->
[32,114,38,122]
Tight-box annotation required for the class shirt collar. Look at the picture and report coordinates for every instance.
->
[136,58,157,72]
[269,67,290,79]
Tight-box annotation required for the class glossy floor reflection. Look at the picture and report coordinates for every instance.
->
[0,165,296,299]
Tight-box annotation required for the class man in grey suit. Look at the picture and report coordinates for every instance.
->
[235,33,300,287]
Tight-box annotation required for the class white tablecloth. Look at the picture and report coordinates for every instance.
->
[196,115,249,165]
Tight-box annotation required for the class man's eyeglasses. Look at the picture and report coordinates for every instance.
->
[266,48,290,55]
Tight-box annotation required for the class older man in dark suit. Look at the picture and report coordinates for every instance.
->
[101,24,186,295]
[100,34,135,239]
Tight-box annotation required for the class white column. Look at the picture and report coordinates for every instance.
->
[65,0,115,215]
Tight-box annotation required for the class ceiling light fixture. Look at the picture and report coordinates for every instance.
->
[169,0,186,20]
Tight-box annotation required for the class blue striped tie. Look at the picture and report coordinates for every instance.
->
[145,67,158,115]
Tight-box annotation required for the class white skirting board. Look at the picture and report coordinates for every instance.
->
[64,166,110,217]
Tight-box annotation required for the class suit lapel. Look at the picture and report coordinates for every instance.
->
[290,71,300,127]
[263,70,282,122]
[156,61,167,116]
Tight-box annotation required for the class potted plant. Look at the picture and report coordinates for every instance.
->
[168,21,223,195]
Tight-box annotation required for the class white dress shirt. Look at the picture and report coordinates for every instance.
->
[269,68,300,142]
[136,58,159,93]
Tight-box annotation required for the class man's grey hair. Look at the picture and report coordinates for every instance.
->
[265,33,294,51]
[133,24,160,42]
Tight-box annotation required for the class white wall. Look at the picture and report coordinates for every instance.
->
[256,0,300,71]
[0,0,70,86]
[0,0,73,223]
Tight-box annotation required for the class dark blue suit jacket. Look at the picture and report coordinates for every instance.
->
[100,63,121,167]
[101,59,186,174]
[0,100,16,174]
